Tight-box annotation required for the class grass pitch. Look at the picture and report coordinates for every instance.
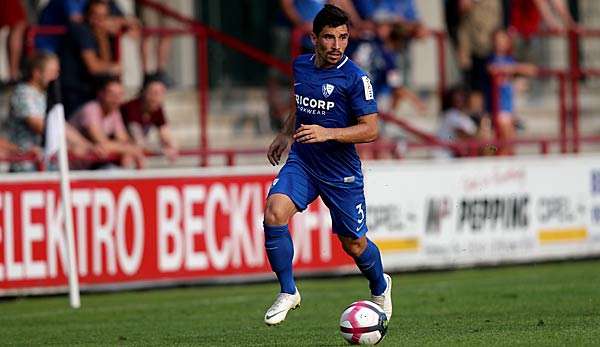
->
[2,260,599,346]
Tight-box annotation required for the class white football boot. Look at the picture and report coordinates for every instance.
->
[264,289,301,326]
[371,273,393,319]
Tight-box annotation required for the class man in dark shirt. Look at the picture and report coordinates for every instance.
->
[59,0,121,118]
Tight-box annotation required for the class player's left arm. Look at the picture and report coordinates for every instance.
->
[294,113,378,144]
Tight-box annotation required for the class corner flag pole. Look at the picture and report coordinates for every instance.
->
[45,81,80,308]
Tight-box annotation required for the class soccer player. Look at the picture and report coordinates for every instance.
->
[263,4,392,326]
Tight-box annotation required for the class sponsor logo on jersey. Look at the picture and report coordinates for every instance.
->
[295,94,335,116]
[322,83,335,98]
[362,76,374,101]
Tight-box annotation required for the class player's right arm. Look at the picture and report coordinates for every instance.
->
[267,87,296,166]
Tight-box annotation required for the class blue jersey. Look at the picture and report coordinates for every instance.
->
[289,54,378,184]
[489,54,516,113]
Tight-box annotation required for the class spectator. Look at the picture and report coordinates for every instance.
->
[0,0,28,83]
[487,29,537,155]
[467,90,495,155]
[121,74,178,162]
[36,0,139,53]
[69,77,145,169]
[435,86,488,158]
[6,52,98,172]
[467,90,491,136]
[349,0,427,87]
[456,0,502,92]
[348,19,425,114]
[59,0,121,117]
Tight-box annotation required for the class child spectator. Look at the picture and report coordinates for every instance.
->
[435,86,487,158]
[487,29,537,155]
[69,77,145,169]
[467,90,494,156]
[121,74,178,162]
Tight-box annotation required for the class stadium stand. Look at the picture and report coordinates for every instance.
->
[0,0,598,167]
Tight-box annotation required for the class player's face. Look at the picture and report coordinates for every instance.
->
[312,25,349,67]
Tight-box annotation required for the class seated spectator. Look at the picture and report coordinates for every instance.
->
[59,0,121,117]
[69,77,145,169]
[6,52,98,172]
[0,0,28,83]
[467,90,494,155]
[435,86,488,158]
[487,29,537,155]
[121,74,178,162]
[467,90,492,137]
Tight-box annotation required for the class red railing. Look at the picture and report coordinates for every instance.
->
[354,25,600,156]
[489,68,569,153]
[23,0,291,168]
[503,26,600,153]
[12,2,600,168]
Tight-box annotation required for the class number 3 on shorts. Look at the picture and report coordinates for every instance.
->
[356,203,365,231]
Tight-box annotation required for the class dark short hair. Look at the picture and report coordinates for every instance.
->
[142,72,168,91]
[85,0,108,19]
[95,75,121,94]
[442,85,468,112]
[24,51,57,81]
[313,4,349,36]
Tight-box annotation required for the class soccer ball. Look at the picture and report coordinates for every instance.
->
[339,300,388,345]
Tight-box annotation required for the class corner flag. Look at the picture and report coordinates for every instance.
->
[45,80,80,309]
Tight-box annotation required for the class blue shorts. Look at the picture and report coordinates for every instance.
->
[268,160,368,239]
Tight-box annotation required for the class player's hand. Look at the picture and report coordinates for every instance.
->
[293,124,333,144]
[267,133,292,166]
